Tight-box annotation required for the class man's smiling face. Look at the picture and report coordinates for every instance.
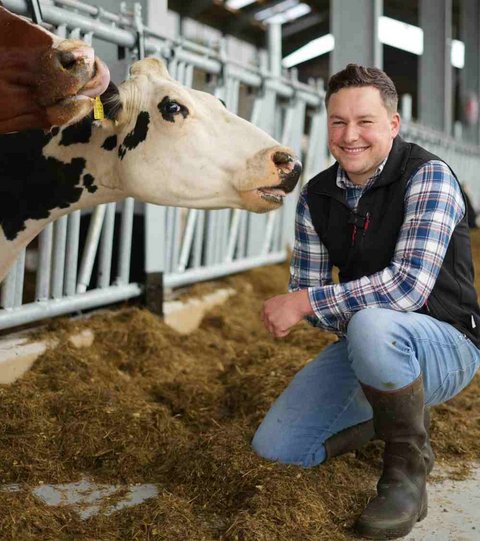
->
[327,86,400,185]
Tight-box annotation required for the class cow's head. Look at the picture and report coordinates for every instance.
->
[98,57,301,213]
[0,6,110,133]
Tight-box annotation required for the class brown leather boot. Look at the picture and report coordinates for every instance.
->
[354,376,428,540]
[324,412,435,475]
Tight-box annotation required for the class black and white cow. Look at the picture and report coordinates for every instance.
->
[0,57,301,282]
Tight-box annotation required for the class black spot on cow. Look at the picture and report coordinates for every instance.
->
[83,174,97,194]
[118,111,150,160]
[0,129,89,241]
[59,119,92,146]
[50,127,60,137]
[101,134,117,151]
[157,96,189,123]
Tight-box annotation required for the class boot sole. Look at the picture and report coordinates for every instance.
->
[355,493,428,540]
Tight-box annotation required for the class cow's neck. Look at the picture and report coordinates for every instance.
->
[0,121,125,282]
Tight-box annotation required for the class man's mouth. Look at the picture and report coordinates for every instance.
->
[341,146,369,154]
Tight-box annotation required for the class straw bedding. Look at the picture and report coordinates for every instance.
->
[0,232,479,540]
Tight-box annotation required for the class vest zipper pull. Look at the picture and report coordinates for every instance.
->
[363,212,371,237]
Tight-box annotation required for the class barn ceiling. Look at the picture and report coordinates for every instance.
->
[167,0,462,113]
[167,1,460,50]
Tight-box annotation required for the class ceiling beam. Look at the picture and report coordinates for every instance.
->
[282,12,326,38]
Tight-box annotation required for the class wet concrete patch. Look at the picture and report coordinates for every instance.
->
[1,478,158,520]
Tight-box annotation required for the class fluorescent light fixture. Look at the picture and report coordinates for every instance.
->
[451,39,464,69]
[378,16,423,55]
[283,15,465,69]
[283,33,334,68]
[255,0,299,22]
[265,3,311,24]
[225,0,257,10]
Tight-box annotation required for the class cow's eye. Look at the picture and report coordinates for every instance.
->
[158,97,189,122]
[164,101,181,114]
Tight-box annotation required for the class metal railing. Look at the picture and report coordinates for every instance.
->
[1,0,480,332]
[0,0,327,330]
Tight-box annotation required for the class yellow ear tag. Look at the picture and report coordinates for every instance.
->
[93,96,105,120]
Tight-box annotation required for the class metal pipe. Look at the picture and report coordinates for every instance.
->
[116,197,134,284]
[0,284,142,330]
[51,215,68,299]
[267,22,282,79]
[14,250,26,307]
[98,203,116,288]
[3,0,135,46]
[177,210,197,273]
[35,224,53,301]
[1,266,16,310]
[65,211,81,297]
[164,252,287,289]
[77,205,106,293]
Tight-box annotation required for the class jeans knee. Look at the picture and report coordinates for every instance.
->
[251,422,325,467]
[347,309,419,389]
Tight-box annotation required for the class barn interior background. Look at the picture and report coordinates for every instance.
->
[2,0,480,332]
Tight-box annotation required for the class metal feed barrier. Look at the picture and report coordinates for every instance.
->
[1,0,480,332]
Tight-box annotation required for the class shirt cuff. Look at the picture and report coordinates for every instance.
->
[307,286,346,332]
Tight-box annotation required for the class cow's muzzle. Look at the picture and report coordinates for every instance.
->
[256,151,302,205]
[38,41,110,106]
[238,147,302,212]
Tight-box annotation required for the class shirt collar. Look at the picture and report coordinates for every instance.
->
[336,157,388,190]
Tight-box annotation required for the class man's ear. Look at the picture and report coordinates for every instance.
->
[391,112,401,137]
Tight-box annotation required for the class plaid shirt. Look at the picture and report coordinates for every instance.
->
[289,159,466,334]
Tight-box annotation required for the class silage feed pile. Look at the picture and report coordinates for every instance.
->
[0,234,480,541]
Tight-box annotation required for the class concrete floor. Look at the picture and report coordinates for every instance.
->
[1,465,479,539]
[404,465,480,541]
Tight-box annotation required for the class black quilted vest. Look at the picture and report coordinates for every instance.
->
[306,136,480,347]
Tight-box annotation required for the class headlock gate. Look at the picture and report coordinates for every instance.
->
[1,0,480,331]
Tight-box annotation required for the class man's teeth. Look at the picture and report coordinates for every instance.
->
[342,147,367,153]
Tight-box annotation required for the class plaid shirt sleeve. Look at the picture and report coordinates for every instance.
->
[288,185,336,329]
[293,160,466,333]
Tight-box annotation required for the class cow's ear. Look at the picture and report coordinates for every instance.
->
[129,57,172,80]
[101,81,123,121]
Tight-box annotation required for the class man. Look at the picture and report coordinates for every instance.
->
[254,64,480,540]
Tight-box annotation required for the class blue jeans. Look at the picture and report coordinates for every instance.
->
[252,308,480,468]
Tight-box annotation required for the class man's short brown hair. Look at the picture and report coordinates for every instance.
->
[325,64,398,113]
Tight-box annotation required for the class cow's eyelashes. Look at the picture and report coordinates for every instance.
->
[158,97,189,123]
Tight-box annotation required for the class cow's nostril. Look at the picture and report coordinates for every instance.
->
[58,50,77,71]
[272,151,294,166]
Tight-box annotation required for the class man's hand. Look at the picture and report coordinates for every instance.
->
[261,289,314,338]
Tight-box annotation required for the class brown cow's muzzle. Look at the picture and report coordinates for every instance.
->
[238,147,302,213]
[38,40,110,105]
[37,40,110,127]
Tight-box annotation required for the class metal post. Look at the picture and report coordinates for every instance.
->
[267,22,282,78]
[330,0,383,74]
[460,0,480,144]
[419,0,453,134]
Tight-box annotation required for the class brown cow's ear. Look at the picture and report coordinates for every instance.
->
[101,81,123,121]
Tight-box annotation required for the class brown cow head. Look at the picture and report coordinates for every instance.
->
[0,6,110,133]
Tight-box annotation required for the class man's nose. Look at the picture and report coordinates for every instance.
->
[343,124,359,142]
